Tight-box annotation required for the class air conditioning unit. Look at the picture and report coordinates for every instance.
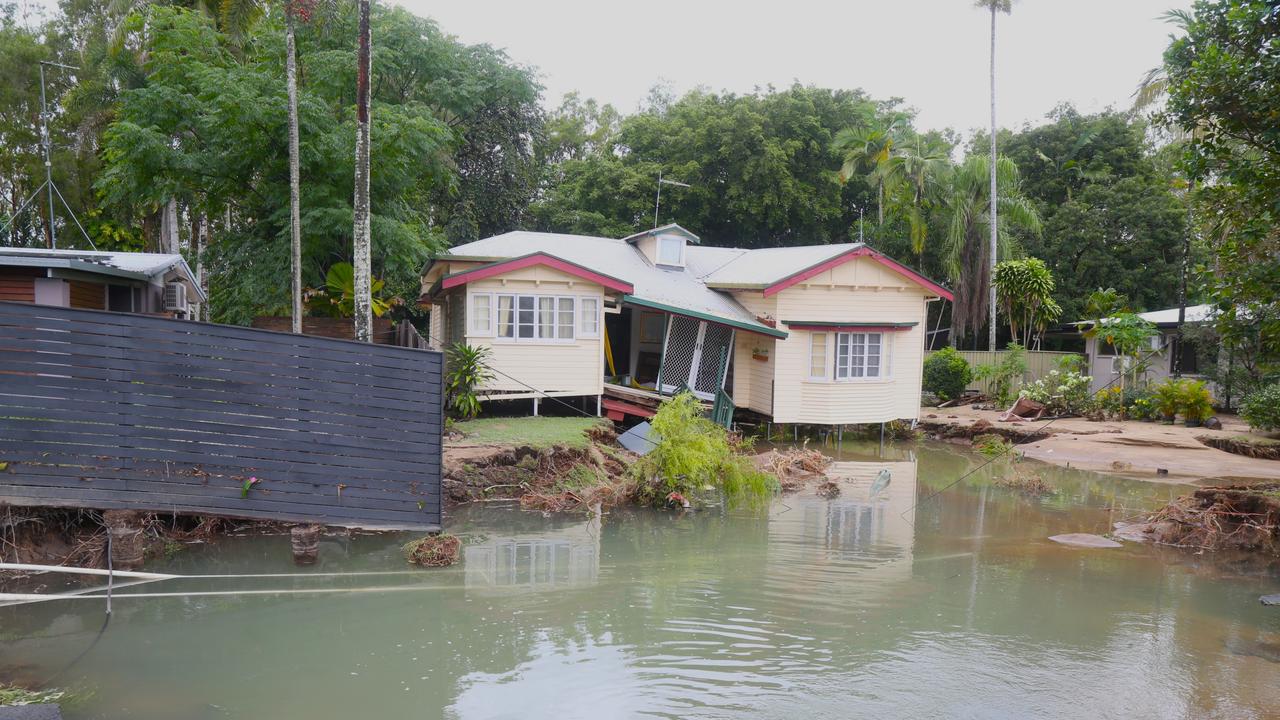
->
[163,282,188,315]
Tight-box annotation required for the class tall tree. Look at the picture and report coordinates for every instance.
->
[352,0,372,342]
[943,154,1041,345]
[284,1,303,333]
[976,0,1013,349]
[833,113,902,226]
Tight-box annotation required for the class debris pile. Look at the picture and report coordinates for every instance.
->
[403,533,462,567]
[754,447,832,493]
[1122,484,1279,554]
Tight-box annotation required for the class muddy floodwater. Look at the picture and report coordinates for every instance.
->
[3,441,1279,719]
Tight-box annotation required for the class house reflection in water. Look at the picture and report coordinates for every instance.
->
[765,456,919,605]
[464,513,602,590]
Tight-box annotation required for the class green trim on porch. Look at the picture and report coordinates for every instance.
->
[622,295,788,339]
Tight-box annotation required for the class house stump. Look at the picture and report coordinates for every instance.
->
[290,524,323,565]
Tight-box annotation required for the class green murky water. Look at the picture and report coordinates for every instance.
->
[3,441,1279,719]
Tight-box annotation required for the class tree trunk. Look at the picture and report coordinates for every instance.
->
[286,3,304,335]
[351,0,373,342]
[162,197,180,254]
[987,5,999,352]
[877,181,884,226]
[195,212,208,321]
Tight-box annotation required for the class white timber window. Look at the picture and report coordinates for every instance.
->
[579,297,600,338]
[809,332,828,379]
[657,236,684,266]
[834,332,887,381]
[487,292,578,343]
[469,293,493,336]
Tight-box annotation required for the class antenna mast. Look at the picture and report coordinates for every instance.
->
[653,172,690,227]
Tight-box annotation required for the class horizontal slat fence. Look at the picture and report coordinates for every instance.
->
[934,350,1082,397]
[0,301,442,530]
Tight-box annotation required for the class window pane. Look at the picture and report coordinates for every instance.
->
[809,332,826,377]
[580,298,599,335]
[471,295,491,333]
[658,237,682,265]
[538,297,555,338]
[496,296,514,337]
[866,333,881,377]
[835,333,850,378]
[517,295,535,338]
[558,297,575,339]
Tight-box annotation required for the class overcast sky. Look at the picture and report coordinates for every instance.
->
[402,0,1189,137]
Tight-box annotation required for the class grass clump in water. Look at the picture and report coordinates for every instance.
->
[0,684,65,706]
[974,433,1013,457]
[403,533,461,567]
[632,392,778,509]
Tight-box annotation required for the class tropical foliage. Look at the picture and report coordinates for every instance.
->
[972,342,1027,406]
[923,347,973,402]
[444,343,493,420]
[1240,384,1280,432]
[993,257,1060,347]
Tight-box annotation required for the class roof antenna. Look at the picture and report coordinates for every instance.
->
[0,61,96,250]
[654,171,690,227]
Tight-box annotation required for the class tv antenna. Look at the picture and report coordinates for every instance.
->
[653,172,690,227]
[0,60,95,249]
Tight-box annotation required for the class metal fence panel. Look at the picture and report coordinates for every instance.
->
[0,301,442,530]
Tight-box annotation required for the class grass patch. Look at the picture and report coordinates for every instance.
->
[451,416,607,449]
[0,684,65,705]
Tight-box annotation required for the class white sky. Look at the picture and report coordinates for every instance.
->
[401,0,1190,136]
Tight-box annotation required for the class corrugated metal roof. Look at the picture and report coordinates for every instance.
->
[698,243,863,286]
[441,232,771,332]
[0,247,205,300]
[1070,304,1216,327]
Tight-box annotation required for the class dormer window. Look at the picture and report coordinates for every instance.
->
[622,223,700,269]
[657,235,685,266]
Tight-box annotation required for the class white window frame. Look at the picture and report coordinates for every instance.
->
[468,292,493,336]
[656,236,685,266]
[488,292,578,344]
[808,332,828,379]
[579,296,600,338]
[832,331,890,382]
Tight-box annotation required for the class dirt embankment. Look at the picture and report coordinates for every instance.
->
[919,406,1280,482]
[1117,484,1280,556]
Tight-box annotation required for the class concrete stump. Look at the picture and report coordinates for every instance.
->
[102,510,145,570]
[290,524,322,565]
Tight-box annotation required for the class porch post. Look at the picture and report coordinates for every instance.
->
[533,397,539,416]
[596,395,602,417]
[656,313,672,395]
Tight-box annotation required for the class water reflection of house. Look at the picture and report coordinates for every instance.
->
[766,460,918,599]
[464,513,601,591]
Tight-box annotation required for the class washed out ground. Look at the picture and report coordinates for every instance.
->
[920,405,1280,483]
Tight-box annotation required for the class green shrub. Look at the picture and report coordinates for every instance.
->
[973,343,1027,406]
[445,343,493,420]
[923,347,973,402]
[1152,379,1181,420]
[1019,369,1094,416]
[633,392,778,508]
[1241,383,1280,431]
[1125,387,1156,420]
[1176,379,1215,423]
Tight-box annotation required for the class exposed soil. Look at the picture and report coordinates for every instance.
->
[1116,484,1280,556]
[921,406,1280,483]
[1198,435,1280,461]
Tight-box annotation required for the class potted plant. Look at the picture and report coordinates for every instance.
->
[1177,379,1214,428]
[751,345,770,362]
[1152,379,1180,424]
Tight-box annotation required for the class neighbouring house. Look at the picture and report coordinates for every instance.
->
[0,247,204,318]
[420,224,952,427]
[1077,303,1215,393]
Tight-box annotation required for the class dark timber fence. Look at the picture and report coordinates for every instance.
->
[0,301,442,530]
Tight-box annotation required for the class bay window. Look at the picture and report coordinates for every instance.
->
[808,331,888,381]
[478,292,584,342]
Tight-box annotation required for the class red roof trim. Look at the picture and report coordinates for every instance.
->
[761,247,954,302]
[440,253,634,294]
[783,323,916,333]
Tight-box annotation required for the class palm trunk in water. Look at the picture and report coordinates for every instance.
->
[987,5,999,351]
[286,2,303,334]
[352,0,372,342]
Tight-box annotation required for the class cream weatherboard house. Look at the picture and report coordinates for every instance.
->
[420,224,952,427]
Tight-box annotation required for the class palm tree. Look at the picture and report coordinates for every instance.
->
[833,114,905,226]
[887,135,951,260]
[976,0,1013,350]
[942,154,1041,346]
[352,0,373,342]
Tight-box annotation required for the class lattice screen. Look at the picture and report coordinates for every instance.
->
[660,316,699,391]
[694,324,733,394]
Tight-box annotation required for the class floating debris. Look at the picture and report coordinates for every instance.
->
[1049,533,1122,548]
